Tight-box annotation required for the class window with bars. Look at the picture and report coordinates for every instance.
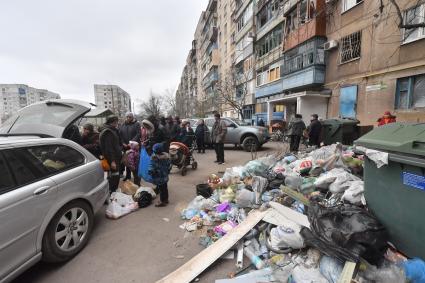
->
[340,31,361,63]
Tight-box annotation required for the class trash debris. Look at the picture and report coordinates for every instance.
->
[105,192,138,219]
[366,149,389,168]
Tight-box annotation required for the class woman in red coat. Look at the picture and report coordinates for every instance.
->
[377,111,397,126]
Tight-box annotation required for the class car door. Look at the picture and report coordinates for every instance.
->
[0,148,57,280]
[223,119,239,144]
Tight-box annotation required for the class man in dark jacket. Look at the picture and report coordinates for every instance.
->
[119,112,141,180]
[165,116,179,143]
[195,119,208,153]
[100,115,123,193]
[308,114,322,147]
[288,114,306,152]
[81,123,101,158]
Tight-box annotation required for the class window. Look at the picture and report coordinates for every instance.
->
[274,104,285,112]
[396,74,425,109]
[340,85,358,118]
[256,25,283,58]
[403,4,425,43]
[3,150,42,187]
[268,66,281,81]
[0,153,15,194]
[256,71,268,86]
[340,31,362,63]
[342,0,363,12]
[256,103,268,113]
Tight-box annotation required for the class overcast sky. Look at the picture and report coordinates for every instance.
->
[0,0,207,107]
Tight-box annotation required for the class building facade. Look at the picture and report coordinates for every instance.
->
[325,0,425,125]
[0,84,61,123]
[94,84,132,119]
[254,0,329,126]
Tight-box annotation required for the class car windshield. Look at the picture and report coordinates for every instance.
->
[231,119,249,126]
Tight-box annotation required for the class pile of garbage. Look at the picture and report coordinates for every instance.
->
[105,181,156,219]
[177,144,425,283]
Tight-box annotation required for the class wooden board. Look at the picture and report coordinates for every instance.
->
[155,209,269,283]
[337,261,357,283]
[268,201,310,228]
[281,186,311,206]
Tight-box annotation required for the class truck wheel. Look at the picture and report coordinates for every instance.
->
[242,136,259,152]
[42,200,93,263]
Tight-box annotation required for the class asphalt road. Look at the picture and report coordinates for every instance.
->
[14,142,283,283]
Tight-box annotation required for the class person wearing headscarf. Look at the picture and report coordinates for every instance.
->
[81,123,101,158]
[377,111,396,126]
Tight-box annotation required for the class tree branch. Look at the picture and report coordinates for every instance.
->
[388,0,425,28]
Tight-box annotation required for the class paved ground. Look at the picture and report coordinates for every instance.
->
[14,142,283,283]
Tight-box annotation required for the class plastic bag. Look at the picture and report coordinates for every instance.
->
[301,203,388,265]
[252,176,268,205]
[359,262,406,283]
[214,220,237,235]
[284,174,303,190]
[314,168,348,190]
[309,144,338,160]
[106,192,138,219]
[222,167,242,185]
[319,256,344,283]
[341,180,365,205]
[291,265,329,283]
[269,220,305,250]
[219,186,236,203]
[138,147,153,183]
[403,258,425,283]
[235,188,255,208]
[137,191,152,208]
[134,187,156,200]
[329,171,360,194]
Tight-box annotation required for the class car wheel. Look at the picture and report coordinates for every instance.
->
[42,200,93,263]
[242,136,259,152]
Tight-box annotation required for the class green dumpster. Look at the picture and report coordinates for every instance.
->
[356,123,425,259]
[321,118,360,145]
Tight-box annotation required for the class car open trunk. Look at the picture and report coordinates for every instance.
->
[0,99,93,138]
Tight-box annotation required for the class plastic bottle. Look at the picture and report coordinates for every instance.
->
[244,245,266,269]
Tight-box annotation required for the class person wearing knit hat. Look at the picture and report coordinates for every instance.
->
[149,143,171,207]
[377,111,396,127]
[119,112,141,182]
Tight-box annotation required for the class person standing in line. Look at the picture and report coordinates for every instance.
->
[288,114,306,152]
[257,118,265,127]
[211,113,227,164]
[308,114,322,147]
[80,123,101,158]
[99,115,123,194]
[119,112,141,181]
[149,143,171,207]
[122,141,141,186]
[195,119,208,153]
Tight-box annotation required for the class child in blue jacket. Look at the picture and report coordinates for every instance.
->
[149,143,171,207]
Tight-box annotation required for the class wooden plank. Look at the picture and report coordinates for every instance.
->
[269,201,310,228]
[337,261,357,283]
[156,209,269,283]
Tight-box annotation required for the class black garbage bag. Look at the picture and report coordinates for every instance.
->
[137,191,153,208]
[300,202,388,265]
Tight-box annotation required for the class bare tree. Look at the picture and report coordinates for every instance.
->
[162,88,177,117]
[139,91,163,118]
[387,0,425,29]
[215,67,252,120]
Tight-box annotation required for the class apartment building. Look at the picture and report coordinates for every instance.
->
[0,84,61,123]
[254,0,329,126]
[94,84,132,119]
[325,0,425,125]
[233,0,257,123]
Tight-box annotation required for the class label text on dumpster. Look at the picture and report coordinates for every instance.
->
[403,172,425,191]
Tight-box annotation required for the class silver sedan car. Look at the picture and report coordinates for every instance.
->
[0,100,109,283]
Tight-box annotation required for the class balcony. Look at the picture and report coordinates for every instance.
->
[256,13,285,41]
[284,17,326,51]
[255,79,285,98]
[202,69,219,89]
[255,47,283,70]
[207,0,217,12]
[281,65,325,91]
[235,42,254,65]
[208,26,218,42]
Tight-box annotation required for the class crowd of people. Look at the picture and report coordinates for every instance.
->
[76,112,213,207]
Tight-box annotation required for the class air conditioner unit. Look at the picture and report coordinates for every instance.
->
[324,40,338,51]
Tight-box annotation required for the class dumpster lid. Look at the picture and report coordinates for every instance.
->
[322,118,360,126]
[355,123,425,157]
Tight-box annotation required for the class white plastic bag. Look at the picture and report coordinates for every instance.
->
[329,171,360,194]
[269,220,305,250]
[291,265,329,283]
[314,168,346,189]
[106,192,138,219]
[342,180,365,205]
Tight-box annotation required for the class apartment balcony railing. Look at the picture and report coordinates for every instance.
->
[202,69,219,89]
[255,47,283,70]
[206,0,218,12]
[284,17,326,51]
[255,79,284,98]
